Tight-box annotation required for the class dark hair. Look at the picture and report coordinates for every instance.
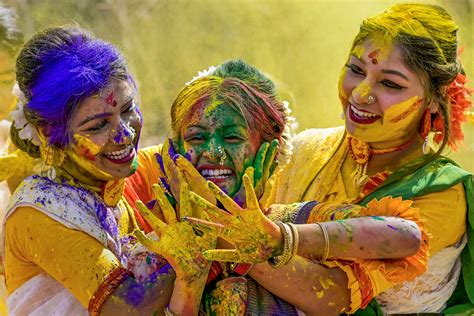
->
[11,26,131,158]
[352,3,462,155]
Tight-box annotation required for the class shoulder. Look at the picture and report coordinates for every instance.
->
[293,126,345,151]
[138,145,163,162]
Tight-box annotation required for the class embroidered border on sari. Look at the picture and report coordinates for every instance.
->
[88,267,130,315]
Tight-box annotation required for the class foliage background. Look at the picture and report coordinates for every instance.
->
[6,0,474,171]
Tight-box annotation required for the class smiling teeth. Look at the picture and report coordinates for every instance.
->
[105,147,132,160]
[351,105,378,118]
[200,169,232,177]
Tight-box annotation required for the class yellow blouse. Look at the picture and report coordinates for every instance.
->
[3,148,163,309]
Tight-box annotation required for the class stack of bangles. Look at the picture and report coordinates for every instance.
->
[268,221,329,268]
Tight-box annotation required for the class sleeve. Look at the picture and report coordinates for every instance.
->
[5,207,128,310]
[306,196,429,313]
[411,183,466,255]
[125,145,164,204]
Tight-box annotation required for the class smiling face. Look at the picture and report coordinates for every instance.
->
[66,80,142,181]
[339,39,427,147]
[179,102,261,196]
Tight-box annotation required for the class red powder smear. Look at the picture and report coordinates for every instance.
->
[368,49,379,58]
[77,144,96,161]
[371,58,378,65]
[105,92,117,107]
[389,98,423,123]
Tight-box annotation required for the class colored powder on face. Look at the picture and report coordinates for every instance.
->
[383,96,421,123]
[388,98,423,123]
[113,124,136,144]
[73,134,101,160]
[204,100,223,117]
[351,45,365,59]
[354,81,371,98]
[316,290,324,299]
[130,155,139,174]
[105,91,117,107]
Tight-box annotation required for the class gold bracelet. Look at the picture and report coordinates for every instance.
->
[316,222,329,262]
[268,221,293,268]
[287,222,299,258]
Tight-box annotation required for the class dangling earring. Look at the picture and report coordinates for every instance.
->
[420,109,431,155]
[432,113,445,146]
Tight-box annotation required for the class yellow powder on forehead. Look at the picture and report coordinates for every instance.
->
[204,99,224,116]
[351,45,365,59]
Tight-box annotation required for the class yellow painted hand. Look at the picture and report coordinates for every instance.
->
[174,155,216,205]
[133,182,221,283]
[186,167,282,263]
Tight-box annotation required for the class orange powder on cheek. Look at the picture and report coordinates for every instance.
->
[383,96,422,124]
[73,134,102,161]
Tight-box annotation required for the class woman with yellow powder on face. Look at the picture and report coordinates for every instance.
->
[1,26,222,315]
[183,3,473,315]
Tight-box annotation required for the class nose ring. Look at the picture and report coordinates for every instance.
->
[217,146,226,165]
[367,95,376,105]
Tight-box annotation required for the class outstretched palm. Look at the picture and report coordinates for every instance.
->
[186,167,282,264]
[134,181,221,283]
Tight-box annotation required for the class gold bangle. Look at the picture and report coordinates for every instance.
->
[268,221,293,268]
[316,222,329,262]
[287,222,299,258]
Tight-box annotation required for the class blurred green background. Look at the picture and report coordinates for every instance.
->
[6,0,474,171]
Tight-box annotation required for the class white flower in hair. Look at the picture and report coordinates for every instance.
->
[10,82,41,146]
[185,65,217,86]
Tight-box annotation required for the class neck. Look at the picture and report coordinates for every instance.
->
[60,157,105,190]
[367,134,424,175]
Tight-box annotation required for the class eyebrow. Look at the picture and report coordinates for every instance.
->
[351,54,410,81]
[77,112,112,128]
[77,93,135,128]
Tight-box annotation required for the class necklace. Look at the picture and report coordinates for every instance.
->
[347,134,417,186]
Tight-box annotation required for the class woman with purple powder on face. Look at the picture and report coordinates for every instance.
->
[2,26,217,315]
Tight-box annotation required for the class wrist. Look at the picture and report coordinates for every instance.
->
[169,278,204,314]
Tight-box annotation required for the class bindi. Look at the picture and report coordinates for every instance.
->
[105,91,117,107]
[368,49,380,64]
